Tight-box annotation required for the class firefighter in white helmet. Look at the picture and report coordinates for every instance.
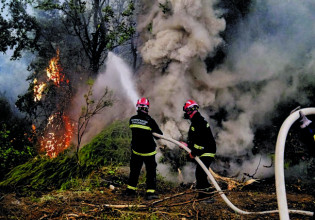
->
[124,97,163,200]
[182,100,217,200]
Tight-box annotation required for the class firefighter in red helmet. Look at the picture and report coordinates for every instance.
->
[182,100,217,200]
[125,97,163,200]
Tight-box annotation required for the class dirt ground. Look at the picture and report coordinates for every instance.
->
[0,178,314,220]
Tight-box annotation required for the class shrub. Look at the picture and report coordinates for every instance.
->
[0,120,131,193]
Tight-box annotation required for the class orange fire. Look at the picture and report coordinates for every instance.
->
[33,49,73,158]
[33,79,46,102]
[46,49,64,86]
[33,49,66,102]
[39,113,74,158]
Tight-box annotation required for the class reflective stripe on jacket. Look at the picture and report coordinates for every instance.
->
[129,111,163,155]
[132,149,157,156]
[188,112,216,157]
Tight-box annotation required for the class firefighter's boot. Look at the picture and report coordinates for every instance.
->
[145,192,159,200]
[197,188,214,203]
[124,188,136,197]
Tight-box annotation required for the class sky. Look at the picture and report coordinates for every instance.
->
[0,51,31,106]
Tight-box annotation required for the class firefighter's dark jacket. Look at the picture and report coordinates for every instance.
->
[188,112,216,157]
[129,111,163,155]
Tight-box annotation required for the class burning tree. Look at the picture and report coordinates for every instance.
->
[17,49,74,158]
[17,48,115,159]
[10,0,138,158]
[34,49,74,158]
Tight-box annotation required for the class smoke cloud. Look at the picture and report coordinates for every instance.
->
[134,0,315,180]
[0,51,31,112]
[212,0,315,160]
[137,0,225,140]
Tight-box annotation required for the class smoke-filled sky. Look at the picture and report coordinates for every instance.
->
[0,50,31,109]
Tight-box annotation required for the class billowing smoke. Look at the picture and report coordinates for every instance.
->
[137,0,225,140]
[210,0,315,178]
[0,51,31,112]
[134,0,315,179]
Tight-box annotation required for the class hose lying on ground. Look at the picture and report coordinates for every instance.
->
[153,132,313,217]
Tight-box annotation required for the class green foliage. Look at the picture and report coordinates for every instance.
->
[121,2,135,17]
[0,151,79,192]
[102,5,114,18]
[0,120,131,193]
[159,1,171,14]
[0,0,41,59]
[79,120,131,171]
[0,124,34,174]
[35,1,63,10]
[0,96,36,180]
[147,23,152,33]
[60,177,84,191]
[86,78,94,86]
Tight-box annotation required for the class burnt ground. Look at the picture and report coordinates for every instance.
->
[0,172,314,220]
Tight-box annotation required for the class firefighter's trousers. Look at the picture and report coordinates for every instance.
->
[127,153,157,191]
[195,156,214,190]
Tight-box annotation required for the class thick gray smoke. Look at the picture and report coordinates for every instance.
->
[137,0,225,140]
[210,0,315,178]
[135,0,315,180]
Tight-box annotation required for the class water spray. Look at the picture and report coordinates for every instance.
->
[153,129,314,218]
[107,52,139,108]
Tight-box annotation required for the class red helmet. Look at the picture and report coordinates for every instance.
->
[136,97,150,109]
[183,100,199,112]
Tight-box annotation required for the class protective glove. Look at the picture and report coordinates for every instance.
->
[179,141,188,149]
[299,111,312,128]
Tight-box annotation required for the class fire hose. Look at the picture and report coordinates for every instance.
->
[153,120,314,218]
[275,107,315,219]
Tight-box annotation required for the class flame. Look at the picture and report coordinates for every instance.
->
[32,49,73,158]
[32,124,36,131]
[46,49,64,86]
[40,113,74,158]
[33,49,67,102]
[33,79,46,102]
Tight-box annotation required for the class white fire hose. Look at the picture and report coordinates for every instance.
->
[153,118,314,218]
[275,107,315,219]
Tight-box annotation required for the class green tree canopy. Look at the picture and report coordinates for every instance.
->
[0,0,40,59]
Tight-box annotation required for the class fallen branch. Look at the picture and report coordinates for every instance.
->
[102,204,147,208]
[209,168,258,190]
[65,213,91,218]
[82,202,147,210]
[150,190,194,206]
